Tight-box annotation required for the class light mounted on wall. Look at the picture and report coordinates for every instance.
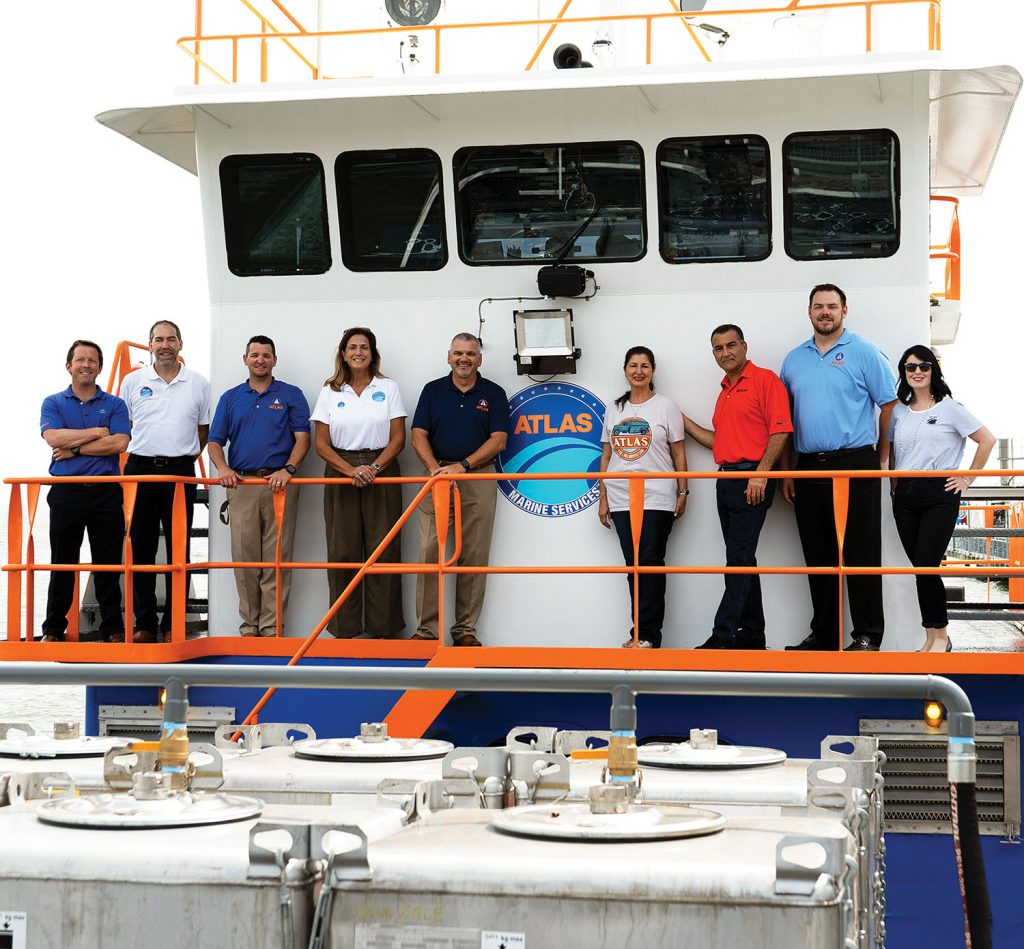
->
[513,309,580,375]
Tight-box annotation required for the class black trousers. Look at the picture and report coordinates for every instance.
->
[43,484,125,640]
[712,473,774,647]
[123,456,196,634]
[611,509,676,648]
[794,445,884,648]
[892,478,961,629]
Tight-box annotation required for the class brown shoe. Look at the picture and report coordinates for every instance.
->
[39,634,65,643]
[133,629,159,644]
[410,632,438,641]
[453,633,482,647]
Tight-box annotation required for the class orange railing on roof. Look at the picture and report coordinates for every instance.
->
[930,194,961,303]
[179,0,943,85]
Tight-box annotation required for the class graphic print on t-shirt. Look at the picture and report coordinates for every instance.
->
[611,417,652,461]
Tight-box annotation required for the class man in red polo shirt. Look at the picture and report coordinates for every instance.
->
[684,324,792,649]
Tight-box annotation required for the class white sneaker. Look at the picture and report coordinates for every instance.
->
[622,637,654,648]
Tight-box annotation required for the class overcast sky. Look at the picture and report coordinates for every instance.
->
[1,0,1022,486]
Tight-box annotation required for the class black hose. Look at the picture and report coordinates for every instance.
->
[950,781,993,949]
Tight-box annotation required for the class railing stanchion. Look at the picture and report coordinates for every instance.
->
[273,489,286,637]
[121,481,138,645]
[629,477,645,646]
[171,481,188,644]
[6,483,23,641]
[25,484,40,642]
[832,475,851,649]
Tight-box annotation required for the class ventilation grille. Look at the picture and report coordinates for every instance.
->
[98,705,235,745]
[860,722,1020,837]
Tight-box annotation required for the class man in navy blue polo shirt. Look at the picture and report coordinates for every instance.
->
[411,333,509,646]
[39,340,131,643]
[207,335,311,637]
[780,284,898,652]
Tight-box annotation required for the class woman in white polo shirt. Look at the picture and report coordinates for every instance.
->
[887,345,995,652]
[312,327,407,637]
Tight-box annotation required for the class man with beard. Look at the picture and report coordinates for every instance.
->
[780,285,897,652]
[121,320,210,643]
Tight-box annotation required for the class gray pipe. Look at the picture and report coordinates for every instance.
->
[0,663,974,781]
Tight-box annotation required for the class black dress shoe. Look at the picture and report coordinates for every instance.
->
[736,631,767,650]
[695,635,733,649]
[844,637,880,652]
[785,634,832,651]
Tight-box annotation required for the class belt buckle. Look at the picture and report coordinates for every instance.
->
[153,456,169,467]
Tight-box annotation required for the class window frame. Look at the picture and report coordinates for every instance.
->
[335,147,448,273]
[655,133,772,265]
[452,139,648,267]
[782,127,901,262]
[219,152,332,277]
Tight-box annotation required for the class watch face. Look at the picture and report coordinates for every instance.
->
[285,465,297,474]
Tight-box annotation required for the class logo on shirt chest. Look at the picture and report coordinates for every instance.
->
[267,397,284,411]
[372,391,386,403]
[476,398,489,412]
[611,418,653,461]
[139,386,154,398]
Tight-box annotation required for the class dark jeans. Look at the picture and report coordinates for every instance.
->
[611,509,676,648]
[712,471,774,647]
[892,477,961,628]
[43,484,125,640]
[794,445,884,648]
[123,456,196,634]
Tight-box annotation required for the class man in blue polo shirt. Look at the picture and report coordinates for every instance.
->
[207,335,311,637]
[780,284,897,652]
[411,333,510,646]
[39,340,131,643]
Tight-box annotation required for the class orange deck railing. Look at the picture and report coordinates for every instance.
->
[930,194,961,303]
[5,467,1023,655]
[179,0,942,85]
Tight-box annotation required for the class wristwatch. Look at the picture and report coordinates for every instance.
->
[284,464,297,475]
[677,488,689,496]
[71,446,81,457]
[460,459,472,471]
[370,462,382,472]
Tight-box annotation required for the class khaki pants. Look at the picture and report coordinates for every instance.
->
[228,483,300,636]
[323,453,405,638]
[415,466,497,640]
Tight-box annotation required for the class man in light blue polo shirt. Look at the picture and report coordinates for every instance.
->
[780,284,897,651]
[39,340,131,643]
[208,335,311,636]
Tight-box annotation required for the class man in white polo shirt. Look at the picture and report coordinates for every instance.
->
[121,320,211,643]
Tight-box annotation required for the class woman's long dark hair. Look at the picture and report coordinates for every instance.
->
[896,344,953,405]
[615,346,657,410]
[325,326,382,391]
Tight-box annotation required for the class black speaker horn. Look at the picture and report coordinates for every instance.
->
[553,43,583,69]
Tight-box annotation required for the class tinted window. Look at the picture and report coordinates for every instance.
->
[784,130,899,259]
[336,149,446,272]
[219,153,331,276]
[454,142,645,264]
[657,135,770,262]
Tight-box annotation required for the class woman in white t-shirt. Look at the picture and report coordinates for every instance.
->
[886,345,995,652]
[312,327,407,638]
[598,346,688,649]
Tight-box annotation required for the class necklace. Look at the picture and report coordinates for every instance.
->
[896,396,936,463]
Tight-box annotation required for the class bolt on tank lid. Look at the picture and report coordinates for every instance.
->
[359,722,389,743]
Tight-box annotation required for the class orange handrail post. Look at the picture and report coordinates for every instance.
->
[194,0,203,85]
[433,479,451,644]
[171,481,188,644]
[273,490,286,637]
[629,477,645,646]
[122,481,138,644]
[832,476,850,650]
[24,484,40,642]
[865,1,873,51]
[6,483,23,641]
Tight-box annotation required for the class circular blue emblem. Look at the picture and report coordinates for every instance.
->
[139,386,153,397]
[497,384,605,518]
[337,401,346,408]
[371,391,386,402]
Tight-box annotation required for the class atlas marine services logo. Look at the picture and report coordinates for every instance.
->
[496,384,605,518]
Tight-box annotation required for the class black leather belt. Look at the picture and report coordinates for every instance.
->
[801,445,874,463]
[719,461,759,471]
[237,468,277,478]
[128,454,194,467]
